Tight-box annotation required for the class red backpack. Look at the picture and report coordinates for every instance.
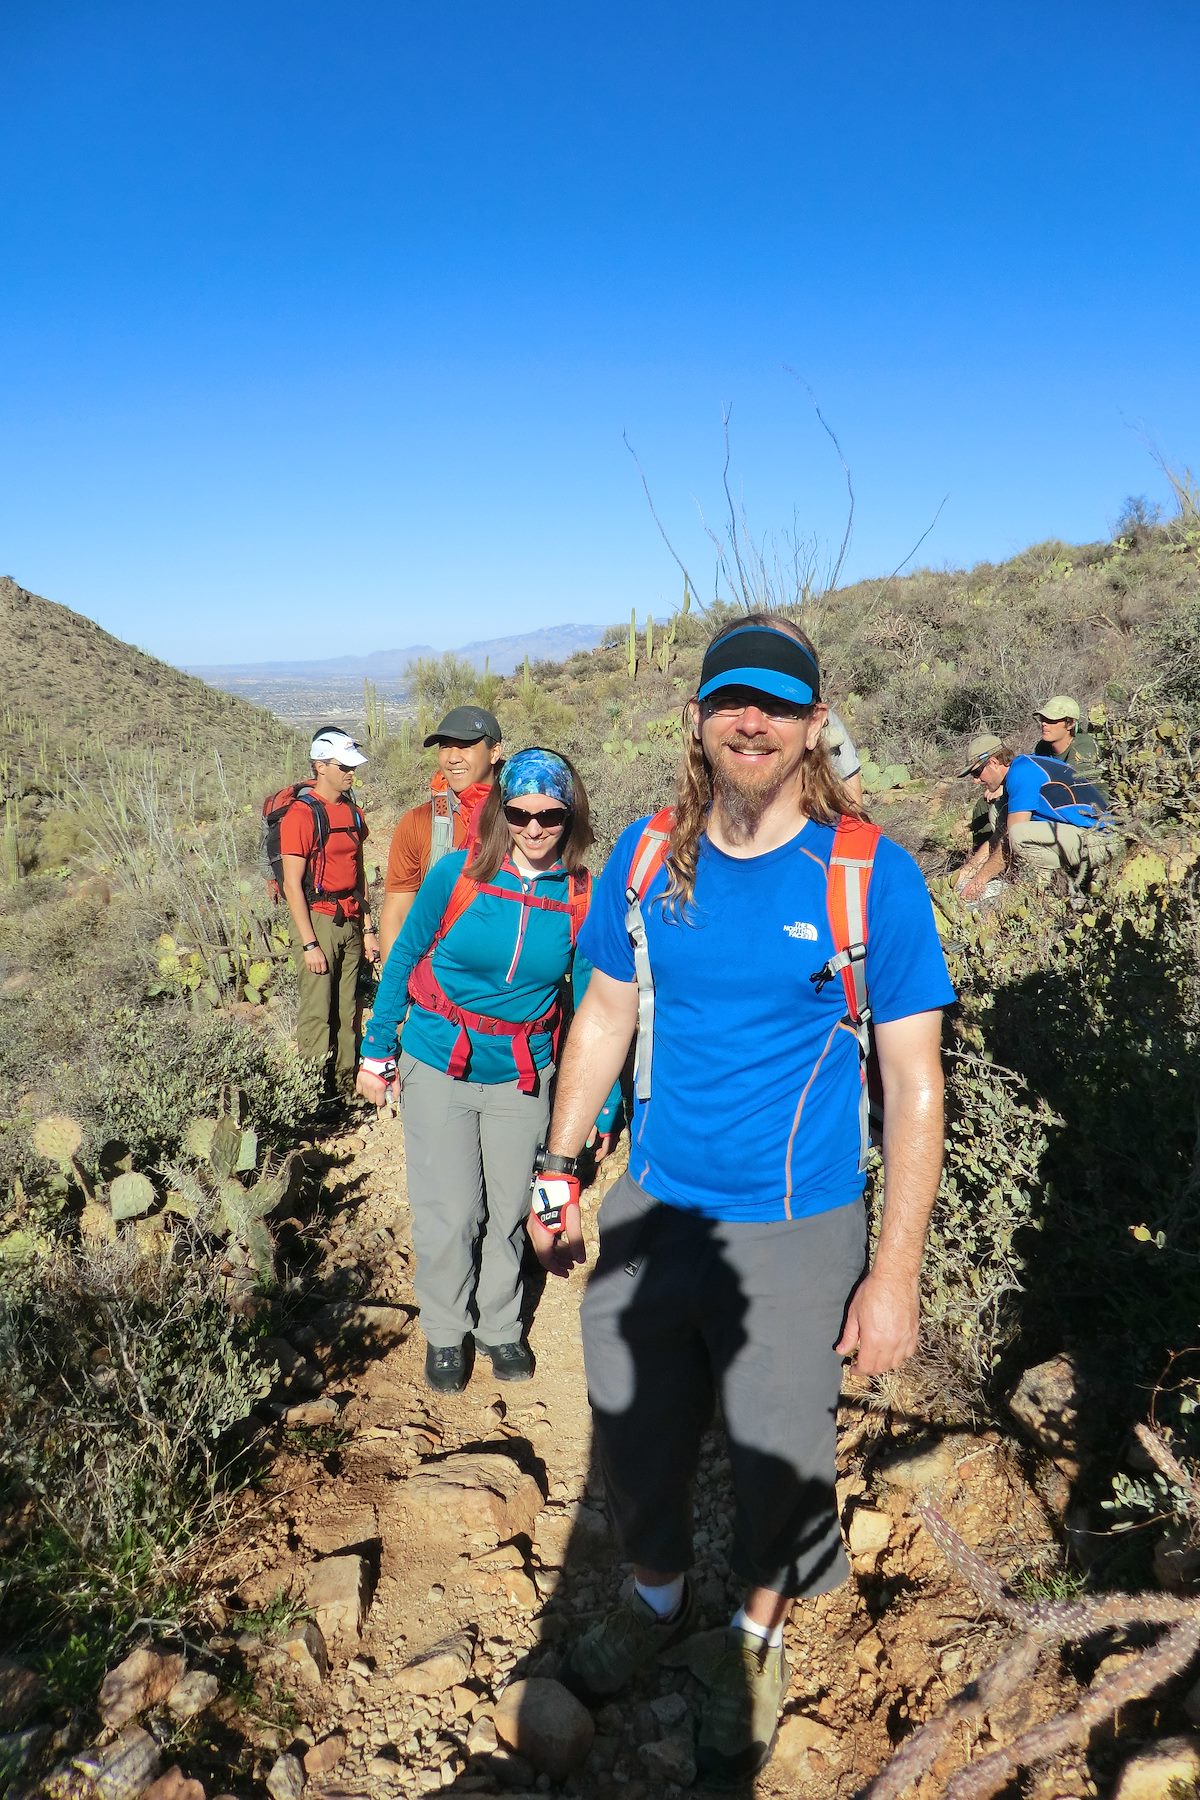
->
[623,808,883,1167]
[407,860,592,1093]
[261,784,365,905]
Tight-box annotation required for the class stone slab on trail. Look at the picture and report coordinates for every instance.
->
[307,1554,370,1649]
[295,1500,380,1557]
[393,1627,476,1696]
[400,1451,544,1541]
[97,1646,184,1730]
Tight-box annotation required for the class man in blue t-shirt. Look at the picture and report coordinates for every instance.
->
[957,742,1114,902]
[525,615,953,1784]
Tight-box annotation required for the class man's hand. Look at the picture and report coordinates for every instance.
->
[304,944,329,976]
[526,1174,586,1277]
[836,1270,920,1375]
[364,928,382,967]
[527,1208,586,1275]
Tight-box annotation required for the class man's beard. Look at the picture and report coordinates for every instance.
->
[710,743,790,840]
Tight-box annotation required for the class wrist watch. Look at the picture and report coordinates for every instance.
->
[533,1145,580,1177]
[302,939,319,951]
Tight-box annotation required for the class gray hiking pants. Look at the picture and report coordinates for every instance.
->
[399,1053,549,1349]
[580,1172,866,1598]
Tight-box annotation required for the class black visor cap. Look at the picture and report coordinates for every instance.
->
[697,625,821,707]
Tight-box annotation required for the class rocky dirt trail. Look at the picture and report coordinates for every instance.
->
[77,1113,1172,1800]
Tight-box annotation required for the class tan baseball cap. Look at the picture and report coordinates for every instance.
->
[1037,694,1080,722]
[958,732,1003,777]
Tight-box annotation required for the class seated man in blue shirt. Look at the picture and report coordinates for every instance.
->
[956,741,1115,901]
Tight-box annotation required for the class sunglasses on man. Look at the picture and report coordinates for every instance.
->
[503,802,571,829]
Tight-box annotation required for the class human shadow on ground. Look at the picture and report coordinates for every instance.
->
[450,1189,861,1794]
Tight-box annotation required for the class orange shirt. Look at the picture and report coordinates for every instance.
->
[279,796,367,918]
[385,781,492,894]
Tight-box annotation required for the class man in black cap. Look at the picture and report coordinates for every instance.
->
[526,614,952,1783]
[379,706,503,961]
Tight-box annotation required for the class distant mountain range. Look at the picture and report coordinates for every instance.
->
[188,623,607,684]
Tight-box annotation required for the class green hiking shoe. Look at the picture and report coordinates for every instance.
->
[561,1580,697,1704]
[693,1627,790,1787]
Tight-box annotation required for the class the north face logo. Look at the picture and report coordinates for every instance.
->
[783,920,818,941]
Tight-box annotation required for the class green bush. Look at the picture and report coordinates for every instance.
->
[83,1005,319,1169]
[0,1239,273,1679]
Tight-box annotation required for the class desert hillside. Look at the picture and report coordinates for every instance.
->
[1,507,1198,1800]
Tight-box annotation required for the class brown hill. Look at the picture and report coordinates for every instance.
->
[1,574,295,769]
[1,575,301,877]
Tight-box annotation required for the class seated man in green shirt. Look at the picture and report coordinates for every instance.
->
[1033,695,1105,793]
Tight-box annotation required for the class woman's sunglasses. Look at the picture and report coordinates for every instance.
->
[502,802,571,830]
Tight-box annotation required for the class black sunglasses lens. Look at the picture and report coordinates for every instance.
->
[504,803,569,828]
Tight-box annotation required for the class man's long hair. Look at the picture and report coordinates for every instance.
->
[663,614,864,915]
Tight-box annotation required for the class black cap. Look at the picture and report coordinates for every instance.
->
[424,705,503,747]
[698,623,821,707]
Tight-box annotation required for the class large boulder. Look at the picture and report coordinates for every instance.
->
[402,1451,543,1540]
[492,1677,595,1778]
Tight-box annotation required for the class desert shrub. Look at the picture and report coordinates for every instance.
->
[0,1238,272,1677]
[937,676,1012,736]
[1145,595,1200,712]
[33,807,90,870]
[579,736,681,860]
[81,1004,318,1170]
[407,652,484,724]
[897,742,1200,1424]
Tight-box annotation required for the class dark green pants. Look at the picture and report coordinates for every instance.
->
[295,912,362,1090]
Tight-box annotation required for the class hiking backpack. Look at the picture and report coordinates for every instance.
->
[428,777,462,868]
[623,808,883,1169]
[261,784,366,906]
[407,859,592,1093]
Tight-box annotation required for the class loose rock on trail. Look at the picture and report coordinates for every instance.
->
[162,1111,1107,1797]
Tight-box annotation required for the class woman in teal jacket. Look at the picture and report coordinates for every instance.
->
[357,748,617,1394]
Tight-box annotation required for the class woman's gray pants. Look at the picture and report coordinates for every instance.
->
[399,1053,550,1349]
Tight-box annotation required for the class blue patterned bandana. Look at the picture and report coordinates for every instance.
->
[499,747,575,806]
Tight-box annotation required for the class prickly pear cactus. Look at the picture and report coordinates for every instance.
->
[183,1116,219,1161]
[210,1117,243,1179]
[32,1114,82,1167]
[80,1202,117,1244]
[110,1171,155,1222]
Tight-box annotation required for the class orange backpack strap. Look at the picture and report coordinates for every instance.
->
[566,869,592,946]
[627,806,675,903]
[432,868,481,949]
[623,807,676,1103]
[823,815,882,1022]
[817,815,883,1167]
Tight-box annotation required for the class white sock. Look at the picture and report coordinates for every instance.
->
[731,1605,784,1649]
[634,1574,686,1620]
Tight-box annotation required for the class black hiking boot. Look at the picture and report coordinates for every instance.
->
[425,1341,471,1394]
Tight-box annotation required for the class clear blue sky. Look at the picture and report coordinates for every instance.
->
[3,0,1197,665]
